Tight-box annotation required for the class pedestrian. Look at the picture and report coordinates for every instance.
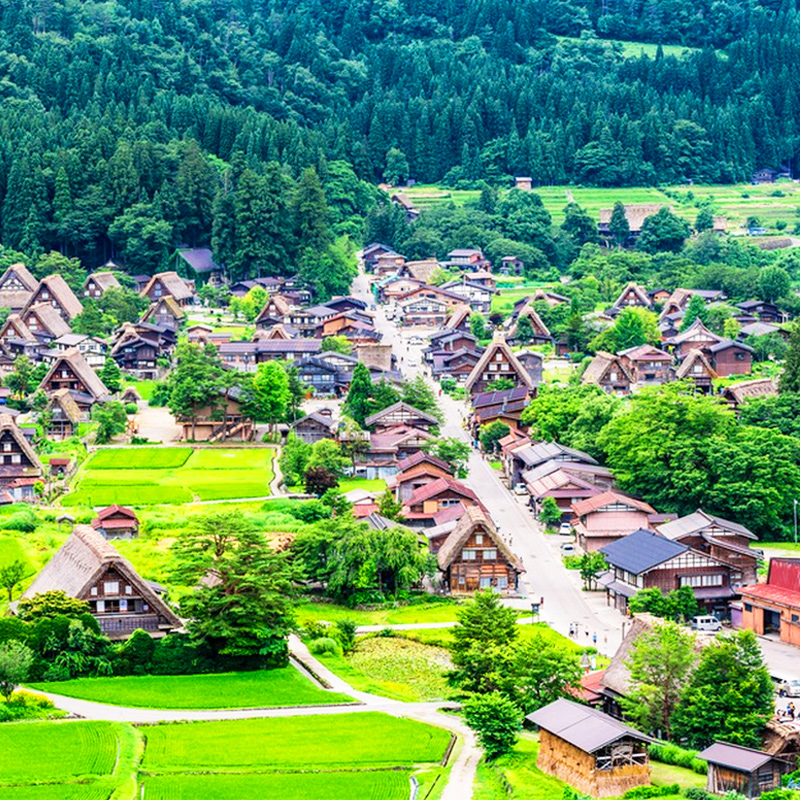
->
[585,629,590,638]
[540,596,544,607]
[790,703,796,720]
[569,623,575,637]
[593,632,597,645]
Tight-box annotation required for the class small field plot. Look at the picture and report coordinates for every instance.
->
[64,447,275,506]
[142,770,411,800]
[29,668,353,709]
[0,786,113,799]
[0,537,34,574]
[296,599,463,626]
[142,712,451,771]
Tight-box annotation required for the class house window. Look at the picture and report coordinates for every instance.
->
[792,614,799,623]
[104,581,119,594]
[462,549,477,560]
[125,585,132,595]
[735,352,745,361]
[480,577,492,589]
[497,576,508,589]
[475,534,484,544]
[744,602,753,612]
[693,364,702,374]
[458,576,466,585]
[90,587,98,596]
[483,548,497,561]
[96,600,105,613]
[119,599,128,612]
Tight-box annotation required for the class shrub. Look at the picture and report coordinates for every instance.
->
[114,629,156,675]
[0,690,62,722]
[624,785,680,799]
[463,692,522,760]
[335,619,357,654]
[125,402,138,415]
[308,637,342,657]
[1,510,37,533]
[686,790,713,800]
[303,621,330,640]
[649,742,708,774]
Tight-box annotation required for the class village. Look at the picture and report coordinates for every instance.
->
[1,193,800,799]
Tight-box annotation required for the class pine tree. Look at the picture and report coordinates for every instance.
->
[680,294,709,331]
[608,201,630,247]
[99,357,122,394]
[292,167,331,256]
[780,325,800,394]
[343,362,373,428]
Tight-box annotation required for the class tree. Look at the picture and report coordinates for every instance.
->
[608,202,630,247]
[378,489,404,521]
[485,377,516,391]
[480,421,511,454]
[246,361,291,431]
[695,208,714,231]
[590,307,660,352]
[99,358,122,394]
[672,631,773,749]
[304,466,339,496]
[97,287,149,325]
[514,314,535,343]
[71,301,116,337]
[422,438,471,478]
[321,335,353,355]
[343,362,374,427]
[539,497,562,529]
[171,512,296,665]
[4,355,36,399]
[0,640,34,700]
[92,401,128,444]
[450,590,519,693]
[306,439,349,478]
[293,167,332,255]
[758,266,791,302]
[384,147,410,185]
[401,376,442,423]
[578,552,607,590]
[463,692,522,760]
[299,236,358,303]
[0,561,25,602]
[637,208,690,254]
[621,621,696,739]
[680,294,710,331]
[470,313,488,340]
[628,586,698,621]
[561,203,598,246]
[16,591,90,621]
[279,434,312,487]
[780,325,800,394]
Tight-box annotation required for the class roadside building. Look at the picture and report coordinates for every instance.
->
[698,742,794,798]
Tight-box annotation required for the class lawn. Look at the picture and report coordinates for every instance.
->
[29,667,353,709]
[337,478,387,494]
[63,447,275,506]
[141,770,412,800]
[296,599,463,627]
[474,737,566,800]
[650,760,706,791]
[318,636,453,702]
[0,720,140,797]
[141,712,452,771]
[400,621,586,651]
[0,536,34,574]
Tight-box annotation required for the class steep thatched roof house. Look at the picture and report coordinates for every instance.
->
[44,388,84,440]
[0,262,38,310]
[24,274,84,320]
[464,331,537,395]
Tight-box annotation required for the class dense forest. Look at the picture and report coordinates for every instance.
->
[1,0,800,277]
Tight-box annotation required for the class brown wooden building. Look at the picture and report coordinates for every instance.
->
[0,413,43,499]
[572,491,656,552]
[464,331,537,396]
[178,388,254,442]
[83,271,121,300]
[91,505,140,539]
[402,476,481,524]
[436,505,522,593]
[18,525,180,639]
[698,742,795,798]
[582,352,633,395]
[364,402,439,433]
[23,274,83,321]
[0,262,38,310]
[740,558,800,647]
[291,410,338,444]
[140,271,194,306]
[40,348,110,411]
[528,698,652,798]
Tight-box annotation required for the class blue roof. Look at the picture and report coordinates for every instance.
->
[600,529,687,574]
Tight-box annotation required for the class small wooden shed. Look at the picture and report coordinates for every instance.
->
[527,698,652,798]
[698,742,795,798]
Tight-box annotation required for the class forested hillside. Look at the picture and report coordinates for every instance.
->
[1,0,800,277]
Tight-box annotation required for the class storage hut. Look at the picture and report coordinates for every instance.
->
[527,698,652,797]
[697,742,795,798]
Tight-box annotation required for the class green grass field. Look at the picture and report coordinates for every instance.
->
[141,770,412,800]
[142,712,451,771]
[0,537,34,574]
[297,599,463,627]
[63,447,275,506]
[28,667,353,709]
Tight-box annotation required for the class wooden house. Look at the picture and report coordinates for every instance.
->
[389,455,454,502]
[464,331,537,396]
[571,491,656,552]
[397,286,464,326]
[675,348,717,392]
[707,338,753,377]
[444,304,472,332]
[528,698,651,798]
[178,387,254,442]
[44,388,84,440]
[466,270,496,290]
[357,424,435,480]
[437,505,522,594]
[91,505,140,539]
[515,176,533,191]
[522,460,615,497]
[402,476,481,524]
[141,296,186,329]
[736,300,787,324]
[40,349,109,411]
[440,278,494,313]
[657,509,759,587]
[599,528,738,616]
[426,329,479,360]
[698,742,794,798]
[508,303,552,345]
[23,274,83,321]
[377,276,423,302]
[140,271,194,306]
[364,402,439,433]
[292,355,354,396]
[398,259,440,284]
[0,263,38,310]
[21,302,72,341]
[740,559,800,647]
[361,242,397,270]
[83,271,121,299]
[372,251,407,276]
[752,168,779,184]
[582,352,633,395]
[527,469,603,521]
[110,325,161,380]
[612,283,652,310]
[431,348,483,384]
[0,414,42,498]
[507,440,598,490]
[285,304,339,336]
[18,525,180,639]
[53,333,108,368]
[470,386,531,439]
[618,344,673,387]
[254,295,292,329]
[291,410,338,444]
[721,378,778,410]
[661,288,726,320]
[175,247,223,286]
[530,288,569,307]
[0,314,36,349]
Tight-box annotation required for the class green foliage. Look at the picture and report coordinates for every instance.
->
[590,307,661,352]
[480,421,511,454]
[17,591,90,621]
[758,266,791,302]
[624,784,680,798]
[422,437,471,478]
[0,640,33,700]
[673,630,774,749]
[308,637,343,657]
[463,692,522,760]
[628,586,698,621]
[680,294,710,330]
[539,497,562,529]
[578,552,607,589]
[244,361,291,426]
[320,335,353,354]
[649,743,708,775]
[279,434,312,487]
[781,326,800,394]
[334,619,358,654]
[470,313,488,339]
[609,202,631,246]
[638,208,691,254]
[0,560,26,601]
[377,489,404,522]
[91,400,128,444]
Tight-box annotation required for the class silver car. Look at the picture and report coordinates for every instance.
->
[779,679,800,697]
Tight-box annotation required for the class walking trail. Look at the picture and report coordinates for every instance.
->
[31,634,480,800]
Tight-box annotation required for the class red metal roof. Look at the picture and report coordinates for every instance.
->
[739,582,800,609]
[768,558,800,591]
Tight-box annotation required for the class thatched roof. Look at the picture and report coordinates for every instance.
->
[27,274,84,319]
[22,303,71,338]
[46,388,83,424]
[508,302,551,340]
[464,331,536,392]
[582,352,633,386]
[42,348,110,401]
[121,386,142,402]
[675,348,717,380]
[721,378,777,405]
[403,259,440,283]
[0,262,38,292]
[444,304,472,330]
[141,295,186,324]
[84,272,121,293]
[140,271,193,302]
[0,314,35,342]
[613,282,652,309]
[437,505,523,572]
[598,204,668,233]
[0,413,42,476]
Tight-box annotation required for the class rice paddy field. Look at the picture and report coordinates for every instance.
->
[27,667,353,709]
[63,447,275,506]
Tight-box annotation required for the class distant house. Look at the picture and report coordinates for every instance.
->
[255,295,292,329]
[372,252,407,277]
[618,344,673,387]
[506,440,598,491]
[582,352,633,395]
[444,304,473,333]
[752,168,779,184]
[140,271,194,306]
[23,274,83,321]
[91,505,140,539]
[0,263,38,310]
[44,389,84,440]
[698,742,794,798]
[110,326,161,380]
[141,296,186,330]
[571,491,656,552]
[721,378,778,410]
[437,506,522,594]
[668,318,721,359]
[361,242,397,271]
[446,248,487,269]
[464,331,537,396]
[402,476,481,525]
[53,333,108,369]
[389,454,454,502]
[291,410,338,444]
[83,271,121,300]
[178,387,253,442]
[21,302,72,341]
[18,525,180,639]
[598,204,668,245]
[364,402,439,433]
[440,278,494,313]
[0,414,43,498]
[500,256,524,276]
[740,558,800,647]
[526,468,603,522]
[397,285,464,326]
[391,192,419,221]
[398,259,440,284]
[515,176,533,191]
[599,528,738,616]
[612,283,652,310]
[707,339,753,377]
[377,276,423,303]
[736,300,787,324]
[470,386,531,439]
[357,424,435,480]
[40,349,109,411]
[175,247,223,286]
[528,698,651,798]
[675,348,717,392]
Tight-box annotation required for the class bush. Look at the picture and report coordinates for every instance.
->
[113,629,155,675]
[308,637,342,657]
[335,619,357,654]
[624,785,680,799]
[649,742,708,775]
[686,790,713,800]
[303,621,330,640]
[125,402,138,414]
[463,692,522,760]
[1,510,38,533]
[0,690,62,722]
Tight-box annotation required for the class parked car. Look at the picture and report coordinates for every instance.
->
[779,679,800,697]
[560,543,576,556]
[409,336,424,345]
[513,483,528,495]
[558,522,572,536]
[691,615,722,632]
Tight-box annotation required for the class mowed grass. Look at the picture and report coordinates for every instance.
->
[141,712,452,771]
[64,447,275,506]
[296,599,462,627]
[0,537,34,574]
[142,770,411,800]
[28,668,353,709]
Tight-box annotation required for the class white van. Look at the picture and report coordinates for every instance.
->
[691,615,722,632]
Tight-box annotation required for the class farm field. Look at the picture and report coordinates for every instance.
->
[0,720,139,797]
[141,712,452,771]
[555,35,700,60]
[296,598,464,627]
[28,667,353,709]
[63,447,275,506]
[0,536,34,575]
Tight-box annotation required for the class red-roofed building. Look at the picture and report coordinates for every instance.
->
[571,491,656,552]
[402,477,483,524]
[739,558,800,647]
[91,505,140,540]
